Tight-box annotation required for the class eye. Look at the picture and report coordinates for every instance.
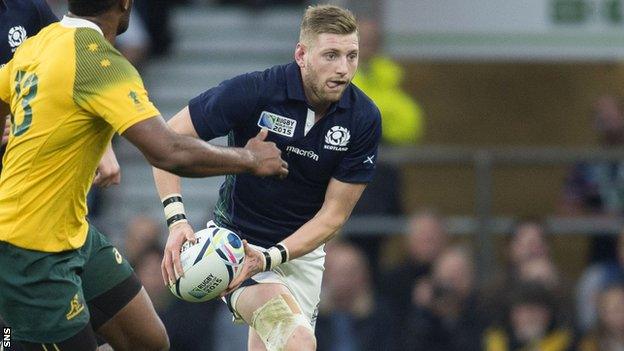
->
[325,52,337,60]
[348,53,358,60]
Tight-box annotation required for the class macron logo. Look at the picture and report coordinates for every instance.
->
[286,146,319,161]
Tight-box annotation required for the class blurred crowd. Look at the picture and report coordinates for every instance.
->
[116,210,624,351]
[36,0,624,350]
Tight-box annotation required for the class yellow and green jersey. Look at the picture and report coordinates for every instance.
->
[0,16,159,252]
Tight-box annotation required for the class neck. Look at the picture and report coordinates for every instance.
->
[67,13,118,45]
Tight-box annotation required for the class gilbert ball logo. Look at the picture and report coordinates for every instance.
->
[8,26,27,50]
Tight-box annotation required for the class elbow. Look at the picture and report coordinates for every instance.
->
[327,214,350,233]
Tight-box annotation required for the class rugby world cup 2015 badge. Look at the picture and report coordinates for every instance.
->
[257,111,297,137]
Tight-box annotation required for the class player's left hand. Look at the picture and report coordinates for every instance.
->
[221,240,264,297]
[93,144,121,187]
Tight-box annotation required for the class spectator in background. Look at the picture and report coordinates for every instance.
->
[316,241,392,351]
[518,256,562,293]
[560,95,624,216]
[484,283,573,351]
[516,256,574,325]
[484,219,554,323]
[559,94,624,262]
[403,245,486,351]
[122,215,162,266]
[135,0,174,57]
[578,283,624,351]
[378,210,449,351]
[348,15,425,278]
[352,18,425,145]
[576,230,624,332]
[509,219,551,267]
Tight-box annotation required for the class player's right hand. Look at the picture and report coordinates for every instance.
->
[2,115,10,146]
[162,221,197,286]
[221,240,264,297]
[245,128,289,179]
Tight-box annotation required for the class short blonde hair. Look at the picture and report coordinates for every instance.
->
[299,4,358,45]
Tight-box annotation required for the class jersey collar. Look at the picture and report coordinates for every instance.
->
[60,15,104,36]
[285,62,352,109]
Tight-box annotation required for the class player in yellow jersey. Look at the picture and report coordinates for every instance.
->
[0,0,289,350]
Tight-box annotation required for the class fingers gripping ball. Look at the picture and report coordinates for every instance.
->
[169,227,245,302]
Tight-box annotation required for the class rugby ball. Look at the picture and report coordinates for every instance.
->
[169,226,245,302]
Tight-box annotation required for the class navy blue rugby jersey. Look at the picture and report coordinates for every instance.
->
[189,62,382,247]
[0,0,57,66]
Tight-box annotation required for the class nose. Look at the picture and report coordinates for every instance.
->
[335,56,348,76]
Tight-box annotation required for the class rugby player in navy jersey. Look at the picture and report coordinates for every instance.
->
[0,0,56,65]
[0,0,121,186]
[153,5,381,351]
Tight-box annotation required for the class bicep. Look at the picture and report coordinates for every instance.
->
[121,115,174,165]
[167,106,199,138]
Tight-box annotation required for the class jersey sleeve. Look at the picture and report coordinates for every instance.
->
[0,61,11,103]
[188,73,259,141]
[72,29,159,133]
[332,107,382,183]
[33,0,58,27]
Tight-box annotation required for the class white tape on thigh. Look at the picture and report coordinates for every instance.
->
[251,295,312,351]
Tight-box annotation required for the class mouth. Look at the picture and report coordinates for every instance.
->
[327,80,347,90]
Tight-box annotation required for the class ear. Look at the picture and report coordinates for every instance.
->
[294,43,306,68]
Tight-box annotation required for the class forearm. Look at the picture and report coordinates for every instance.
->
[153,166,182,200]
[153,165,190,229]
[158,137,254,178]
[252,206,349,273]
[281,209,348,260]
[123,115,256,178]
[275,180,364,262]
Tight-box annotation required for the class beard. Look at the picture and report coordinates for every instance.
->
[303,63,348,105]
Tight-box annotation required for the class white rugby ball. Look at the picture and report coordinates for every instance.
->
[169,226,245,302]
